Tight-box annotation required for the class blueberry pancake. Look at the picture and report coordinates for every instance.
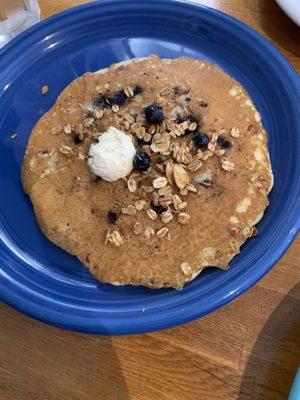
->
[22,56,273,289]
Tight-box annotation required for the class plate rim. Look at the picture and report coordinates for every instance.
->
[0,0,299,335]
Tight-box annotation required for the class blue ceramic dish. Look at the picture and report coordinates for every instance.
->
[0,0,299,335]
[289,368,300,400]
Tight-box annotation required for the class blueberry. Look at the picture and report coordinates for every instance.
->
[107,211,118,225]
[193,132,210,149]
[133,151,151,171]
[133,86,144,96]
[95,95,108,108]
[110,90,127,106]
[145,104,164,124]
[73,133,83,144]
[217,136,231,149]
[184,129,193,136]
[151,204,167,215]
[187,115,199,124]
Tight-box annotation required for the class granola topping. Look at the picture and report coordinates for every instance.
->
[54,79,237,248]
[105,230,124,247]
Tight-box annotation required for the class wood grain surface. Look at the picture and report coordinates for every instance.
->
[1,1,299,399]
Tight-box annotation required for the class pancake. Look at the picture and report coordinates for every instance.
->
[22,55,273,289]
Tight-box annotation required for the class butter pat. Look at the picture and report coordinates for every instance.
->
[88,127,136,181]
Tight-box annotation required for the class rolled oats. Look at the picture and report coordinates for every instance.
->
[133,222,143,235]
[173,164,189,189]
[124,113,134,123]
[170,141,179,153]
[165,120,173,132]
[208,141,216,152]
[136,126,146,140]
[63,123,72,135]
[135,200,147,211]
[159,195,172,204]
[161,211,173,224]
[156,227,169,237]
[147,209,158,220]
[93,109,104,119]
[158,185,172,197]
[178,212,190,224]
[220,128,228,135]
[83,118,94,127]
[123,121,130,130]
[215,149,226,157]
[143,133,152,143]
[173,145,192,165]
[211,132,219,142]
[169,129,177,139]
[155,163,165,173]
[180,262,192,276]
[41,85,49,95]
[148,125,158,135]
[124,86,134,98]
[230,127,240,138]
[144,226,155,239]
[141,145,152,155]
[173,126,184,137]
[166,162,174,185]
[221,158,235,171]
[160,86,171,96]
[51,126,62,135]
[141,185,154,193]
[153,177,168,189]
[58,144,73,156]
[151,136,170,153]
[196,149,203,159]
[179,121,189,131]
[172,194,187,210]
[121,205,136,215]
[188,159,202,172]
[180,188,189,196]
[151,191,160,206]
[202,150,213,160]
[127,177,137,192]
[186,183,197,193]
[105,230,124,247]
[112,105,119,113]
[75,123,84,135]
[188,122,197,131]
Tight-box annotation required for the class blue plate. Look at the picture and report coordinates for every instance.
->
[0,0,299,335]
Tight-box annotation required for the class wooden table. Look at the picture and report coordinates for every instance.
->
[1,1,299,399]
